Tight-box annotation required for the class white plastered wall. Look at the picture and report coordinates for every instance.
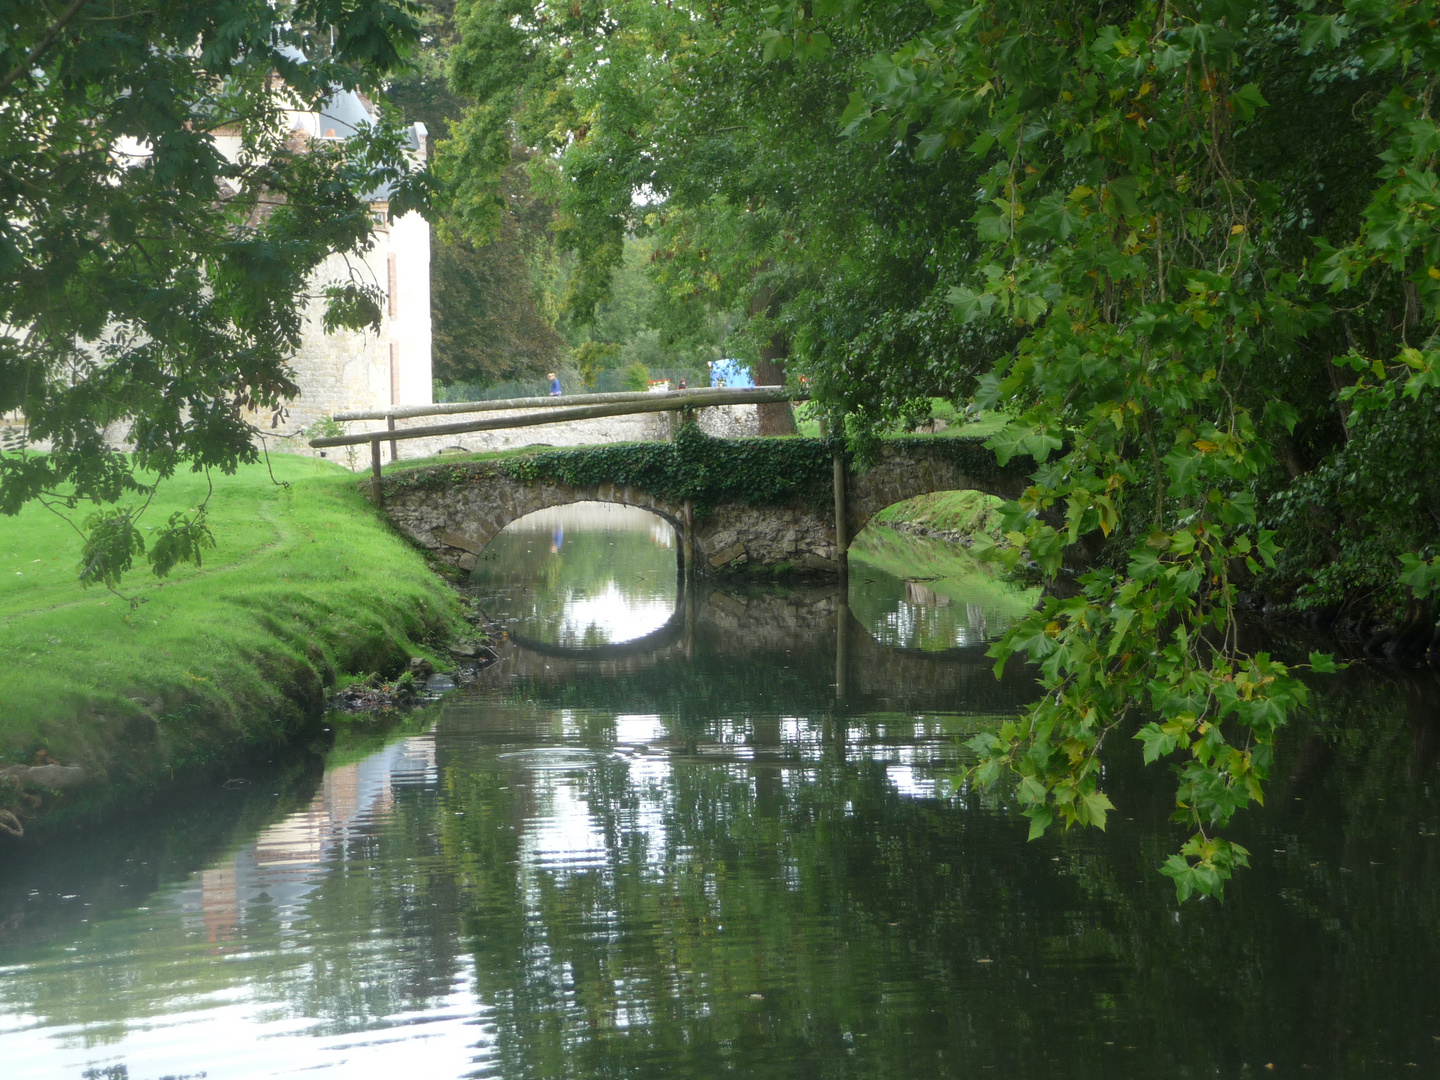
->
[272,207,433,448]
[389,208,432,409]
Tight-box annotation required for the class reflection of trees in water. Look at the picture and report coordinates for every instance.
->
[424,674,1440,1078]
[438,673,1440,1079]
[488,585,1036,719]
[7,610,1440,1078]
[846,526,1034,652]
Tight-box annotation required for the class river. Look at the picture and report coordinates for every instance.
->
[3,504,1440,1077]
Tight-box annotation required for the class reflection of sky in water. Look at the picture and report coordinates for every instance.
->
[519,771,608,877]
[471,503,678,647]
[556,581,675,645]
[502,710,968,894]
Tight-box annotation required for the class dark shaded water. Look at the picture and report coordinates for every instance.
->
[3,511,1440,1078]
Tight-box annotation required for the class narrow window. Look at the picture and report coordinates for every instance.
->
[387,253,398,319]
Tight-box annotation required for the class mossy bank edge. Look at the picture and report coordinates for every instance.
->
[0,457,464,835]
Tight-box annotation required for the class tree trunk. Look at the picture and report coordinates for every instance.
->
[749,282,797,436]
[753,338,797,435]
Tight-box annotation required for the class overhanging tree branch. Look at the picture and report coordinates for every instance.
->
[0,0,93,93]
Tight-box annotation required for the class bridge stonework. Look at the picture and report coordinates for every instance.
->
[378,438,1031,575]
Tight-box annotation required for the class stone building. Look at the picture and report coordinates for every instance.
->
[219,87,434,454]
[0,84,437,459]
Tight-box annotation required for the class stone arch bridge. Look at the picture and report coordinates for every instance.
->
[378,436,1032,576]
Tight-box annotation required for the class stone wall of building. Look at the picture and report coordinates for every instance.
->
[268,204,432,446]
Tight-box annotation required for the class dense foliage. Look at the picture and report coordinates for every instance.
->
[382,1,572,389]
[440,0,993,432]
[443,0,1440,898]
[0,0,431,588]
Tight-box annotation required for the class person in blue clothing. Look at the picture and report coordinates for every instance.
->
[548,372,561,396]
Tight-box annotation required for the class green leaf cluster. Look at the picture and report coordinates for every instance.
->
[811,0,1440,900]
[0,0,433,583]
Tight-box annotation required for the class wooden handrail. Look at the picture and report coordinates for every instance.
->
[331,385,792,422]
[310,386,807,449]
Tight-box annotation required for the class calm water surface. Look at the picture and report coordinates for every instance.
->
[470,503,679,647]
[3,510,1440,1078]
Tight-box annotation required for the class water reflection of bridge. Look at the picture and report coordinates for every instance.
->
[485,582,1035,717]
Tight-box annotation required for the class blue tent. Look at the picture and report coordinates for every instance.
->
[708,359,754,388]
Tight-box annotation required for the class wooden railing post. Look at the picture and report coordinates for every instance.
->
[370,438,383,506]
[683,499,695,581]
[832,449,847,579]
[387,413,398,462]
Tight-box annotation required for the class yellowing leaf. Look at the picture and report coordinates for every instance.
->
[1230,223,1246,235]
[1081,790,1115,830]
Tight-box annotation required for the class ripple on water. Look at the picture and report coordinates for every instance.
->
[496,747,605,771]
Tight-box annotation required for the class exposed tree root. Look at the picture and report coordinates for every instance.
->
[0,809,23,837]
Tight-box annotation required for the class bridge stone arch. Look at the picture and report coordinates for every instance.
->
[844,441,1030,544]
[378,437,1032,575]
[386,476,688,571]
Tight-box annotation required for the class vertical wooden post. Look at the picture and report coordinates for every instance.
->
[387,413,398,463]
[832,449,848,579]
[683,574,695,660]
[682,499,695,581]
[370,438,383,506]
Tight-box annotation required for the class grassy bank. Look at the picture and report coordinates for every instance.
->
[869,489,1006,541]
[0,455,461,825]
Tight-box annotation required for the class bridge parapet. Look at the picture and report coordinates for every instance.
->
[377,434,1033,576]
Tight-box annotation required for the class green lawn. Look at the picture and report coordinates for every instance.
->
[793,401,1011,440]
[0,455,460,816]
[869,489,1006,540]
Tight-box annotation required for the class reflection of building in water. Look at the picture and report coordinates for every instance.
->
[872,594,991,650]
[200,866,239,945]
[904,580,950,608]
[177,737,437,943]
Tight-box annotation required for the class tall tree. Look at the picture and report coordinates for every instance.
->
[446,0,1440,897]
[384,0,566,389]
[0,0,431,588]
[800,0,1440,898]
[442,1,988,434]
